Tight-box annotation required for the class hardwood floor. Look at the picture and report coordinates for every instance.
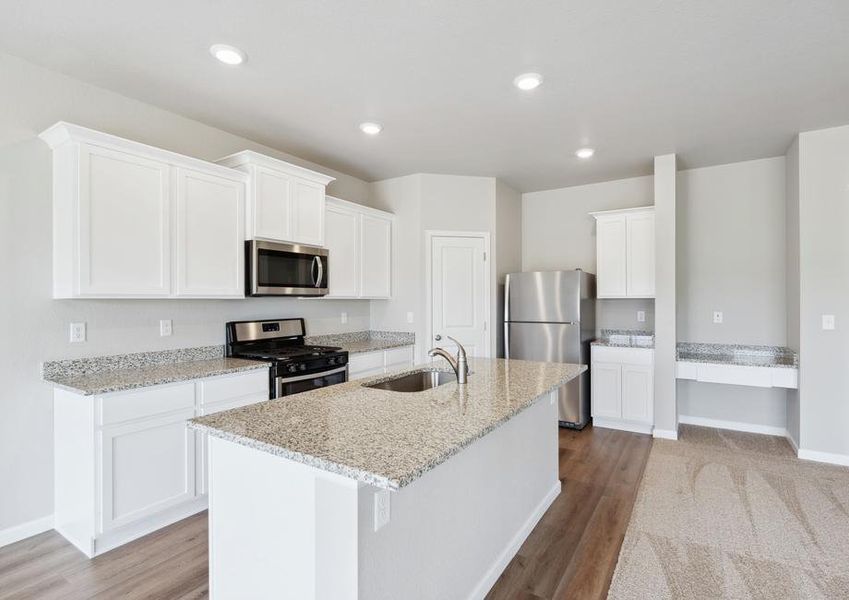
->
[0,425,650,600]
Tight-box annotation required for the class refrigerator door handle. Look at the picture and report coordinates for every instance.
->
[504,323,510,359]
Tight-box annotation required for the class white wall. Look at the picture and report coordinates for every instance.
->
[522,175,655,333]
[793,125,849,459]
[369,174,519,360]
[676,157,788,430]
[0,52,375,533]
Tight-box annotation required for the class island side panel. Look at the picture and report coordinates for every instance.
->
[207,436,359,600]
[357,391,560,600]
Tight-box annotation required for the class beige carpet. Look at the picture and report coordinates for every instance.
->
[608,425,849,599]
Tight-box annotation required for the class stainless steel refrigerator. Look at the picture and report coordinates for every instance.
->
[504,270,596,428]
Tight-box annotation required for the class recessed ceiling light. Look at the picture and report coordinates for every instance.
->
[210,44,247,66]
[575,147,595,159]
[359,122,382,135]
[513,72,543,91]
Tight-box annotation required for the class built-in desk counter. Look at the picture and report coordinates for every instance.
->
[676,342,798,389]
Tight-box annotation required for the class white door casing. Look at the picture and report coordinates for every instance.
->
[427,232,490,359]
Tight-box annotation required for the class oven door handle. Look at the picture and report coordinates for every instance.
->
[277,365,348,384]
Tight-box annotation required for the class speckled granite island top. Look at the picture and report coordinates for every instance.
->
[677,342,797,368]
[305,330,415,354]
[42,346,269,395]
[189,357,585,491]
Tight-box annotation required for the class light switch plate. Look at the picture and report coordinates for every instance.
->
[374,489,390,532]
[637,310,646,323]
[341,312,348,324]
[69,322,86,343]
[713,311,723,324]
[160,319,173,336]
[822,314,836,330]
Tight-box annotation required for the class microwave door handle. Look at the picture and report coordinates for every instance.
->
[315,256,324,287]
[310,256,318,286]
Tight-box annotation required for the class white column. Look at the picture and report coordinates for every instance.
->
[653,154,678,439]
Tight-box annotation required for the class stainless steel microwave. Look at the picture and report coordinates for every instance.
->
[245,240,329,296]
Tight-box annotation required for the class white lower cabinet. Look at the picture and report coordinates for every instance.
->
[53,369,268,557]
[591,346,654,434]
[348,345,415,380]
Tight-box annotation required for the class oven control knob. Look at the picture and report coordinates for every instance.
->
[299,364,307,371]
[288,365,297,373]
[328,357,336,365]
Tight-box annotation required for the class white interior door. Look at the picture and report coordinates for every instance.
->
[430,234,489,358]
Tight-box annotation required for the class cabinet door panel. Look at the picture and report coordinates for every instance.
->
[622,364,653,423]
[626,213,655,297]
[591,362,622,418]
[291,180,325,246]
[79,145,170,296]
[360,215,392,298]
[596,217,627,298]
[253,166,291,241]
[325,205,360,297]
[174,168,245,297]
[100,410,195,532]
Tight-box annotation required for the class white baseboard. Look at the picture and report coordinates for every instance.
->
[469,480,561,600]
[593,417,653,435]
[797,448,849,467]
[0,515,53,549]
[679,415,788,437]
[652,428,679,440]
[785,431,800,453]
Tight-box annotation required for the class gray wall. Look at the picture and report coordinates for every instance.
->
[494,180,523,357]
[793,125,849,458]
[676,157,788,430]
[521,175,655,334]
[784,138,801,446]
[0,52,375,532]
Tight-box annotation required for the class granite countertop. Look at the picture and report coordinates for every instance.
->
[305,330,415,354]
[42,345,270,395]
[189,357,585,491]
[45,358,270,396]
[676,342,798,369]
[591,329,655,349]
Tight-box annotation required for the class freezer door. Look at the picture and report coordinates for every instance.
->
[504,321,590,428]
[504,322,582,363]
[504,271,585,323]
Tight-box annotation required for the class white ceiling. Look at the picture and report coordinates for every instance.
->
[2,0,848,191]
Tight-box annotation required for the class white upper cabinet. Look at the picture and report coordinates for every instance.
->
[325,202,360,297]
[174,167,245,298]
[591,206,655,298]
[360,213,392,298]
[40,122,248,299]
[216,151,334,247]
[324,196,393,299]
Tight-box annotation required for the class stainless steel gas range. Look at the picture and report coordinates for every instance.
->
[225,318,348,399]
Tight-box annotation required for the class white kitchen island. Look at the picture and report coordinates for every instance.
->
[189,357,585,600]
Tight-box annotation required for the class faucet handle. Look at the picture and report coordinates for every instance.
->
[446,336,467,359]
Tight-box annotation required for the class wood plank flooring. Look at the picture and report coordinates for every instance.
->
[0,425,651,600]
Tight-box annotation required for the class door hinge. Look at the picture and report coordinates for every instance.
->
[483,321,487,331]
[483,251,487,261]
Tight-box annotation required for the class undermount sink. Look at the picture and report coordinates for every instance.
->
[365,369,457,392]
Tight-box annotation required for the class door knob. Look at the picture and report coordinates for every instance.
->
[435,334,442,341]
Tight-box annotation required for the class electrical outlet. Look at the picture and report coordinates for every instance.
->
[407,312,414,324]
[340,312,348,324]
[374,489,391,532]
[69,322,86,343]
[822,314,836,330]
[713,311,723,324]
[160,319,173,336]
[637,310,646,323]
